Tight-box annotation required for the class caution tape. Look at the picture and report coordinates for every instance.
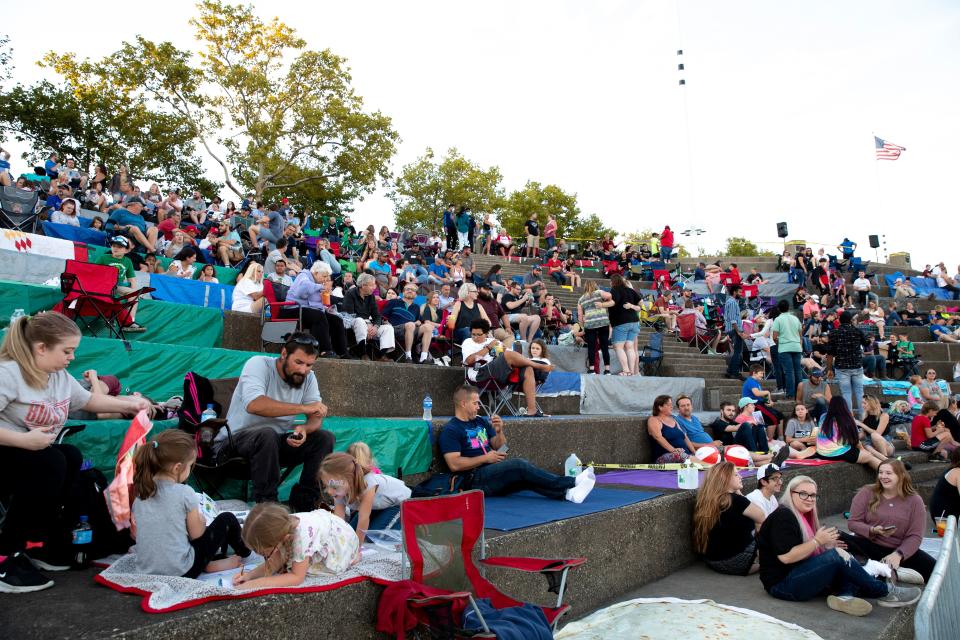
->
[587,462,709,471]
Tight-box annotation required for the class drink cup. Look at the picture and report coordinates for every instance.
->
[936,517,947,537]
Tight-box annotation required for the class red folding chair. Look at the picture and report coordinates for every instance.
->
[741,284,759,299]
[718,273,741,291]
[54,259,154,340]
[677,312,710,353]
[427,309,453,360]
[396,490,585,636]
[466,368,520,417]
[260,279,299,350]
[652,269,672,291]
[601,260,623,276]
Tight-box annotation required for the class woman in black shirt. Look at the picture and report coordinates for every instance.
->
[609,274,642,376]
[757,475,919,616]
[692,462,765,575]
[930,448,960,526]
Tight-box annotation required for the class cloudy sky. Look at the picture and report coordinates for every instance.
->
[3,1,958,266]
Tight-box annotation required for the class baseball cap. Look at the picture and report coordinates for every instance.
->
[737,396,756,409]
[125,196,146,207]
[532,264,542,270]
[477,280,491,289]
[109,236,130,248]
[184,225,199,235]
[756,463,782,482]
[810,368,824,377]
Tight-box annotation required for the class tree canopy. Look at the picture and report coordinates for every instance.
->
[0,80,218,194]
[388,147,505,231]
[724,236,777,257]
[499,181,615,240]
[45,0,398,204]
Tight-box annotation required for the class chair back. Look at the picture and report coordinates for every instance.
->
[719,273,740,286]
[649,331,663,355]
[0,185,40,215]
[742,284,759,299]
[401,491,517,609]
[653,269,671,287]
[61,259,118,302]
[677,312,696,341]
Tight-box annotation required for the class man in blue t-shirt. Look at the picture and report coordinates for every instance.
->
[105,197,158,252]
[438,385,595,502]
[428,256,452,286]
[741,364,784,439]
[250,203,286,249]
[674,395,722,450]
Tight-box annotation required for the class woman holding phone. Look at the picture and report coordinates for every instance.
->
[842,459,934,584]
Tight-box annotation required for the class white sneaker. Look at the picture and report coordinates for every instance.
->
[895,567,925,586]
[827,595,873,616]
[565,466,596,504]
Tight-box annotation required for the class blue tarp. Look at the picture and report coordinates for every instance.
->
[483,488,661,531]
[149,273,235,310]
[41,220,109,246]
[885,272,951,300]
[538,371,581,397]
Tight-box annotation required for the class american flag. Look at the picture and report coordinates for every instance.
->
[875,136,905,161]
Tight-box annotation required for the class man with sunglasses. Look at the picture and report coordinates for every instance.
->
[216,333,334,512]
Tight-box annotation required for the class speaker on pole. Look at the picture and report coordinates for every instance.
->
[776,222,788,238]
[869,235,880,249]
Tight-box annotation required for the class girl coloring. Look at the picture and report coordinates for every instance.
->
[320,444,411,548]
[233,502,359,589]
[131,430,251,577]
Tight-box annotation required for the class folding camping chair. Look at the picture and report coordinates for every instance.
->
[467,368,519,417]
[652,269,673,292]
[0,185,41,233]
[638,331,664,376]
[395,490,585,636]
[55,260,154,340]
[601,260,623,277]
[718,272,741,293]
[260,279,300,351]
[741,283,761,311]
[676,312,710,354]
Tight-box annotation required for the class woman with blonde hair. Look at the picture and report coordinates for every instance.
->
[757,475,920,615]
[843,459,933,584]
[446,282,489,344]
[232,262,266,314]
[693,461,766,575]
[859,394,896,458]
[0,313,150,592]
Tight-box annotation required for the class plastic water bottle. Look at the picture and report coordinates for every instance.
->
[72,515,93,569]
[200,404,218,423]
[564,453,582,477]
[422,395,433,421]
[9,308,25,325]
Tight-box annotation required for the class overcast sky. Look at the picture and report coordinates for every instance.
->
[3,1,958,266]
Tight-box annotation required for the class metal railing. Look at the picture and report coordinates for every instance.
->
[915,516,959,640]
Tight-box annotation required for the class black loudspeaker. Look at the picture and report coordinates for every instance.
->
[776,222,788,238]
[869,235,880,248]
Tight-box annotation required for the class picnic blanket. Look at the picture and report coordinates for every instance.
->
[96,543,403,613]
[596,468,752,490]
[483,488,661,531]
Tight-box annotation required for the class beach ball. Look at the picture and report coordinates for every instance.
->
[725,445,752,467]
[694,446,721,465]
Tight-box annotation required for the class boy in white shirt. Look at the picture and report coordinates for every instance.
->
[745,464,782,517]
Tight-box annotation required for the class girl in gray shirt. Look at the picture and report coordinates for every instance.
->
[132,430,251,578]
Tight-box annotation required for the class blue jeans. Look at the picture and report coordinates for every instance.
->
[348,505,401,531]
[469,458,575,499]
[453,327,470,344]
[546,236,556,249]
[726,331,744,376]
[768,549,888,601]
[735,422,769,453]
[770,345,784,390]
[778,350,803,398]
[862,355,886,379]
[836,367,864,418]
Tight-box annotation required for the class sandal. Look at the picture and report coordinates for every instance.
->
[124,323,147,333]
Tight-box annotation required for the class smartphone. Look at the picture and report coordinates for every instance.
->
[497,444,509,454]
[286,430,305,441]
[881,525,896,531]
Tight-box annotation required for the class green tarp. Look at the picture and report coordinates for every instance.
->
[66,416,431,501]
[0,279,63,326]
[65,336,259,402]
[126,299,223,348]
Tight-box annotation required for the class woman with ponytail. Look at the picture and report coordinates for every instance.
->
[0,312,150,593]
[320,446,411,548]
[131,429,251,577]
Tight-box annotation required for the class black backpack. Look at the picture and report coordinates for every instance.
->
[56,467,133,562]
[177,372,226,461]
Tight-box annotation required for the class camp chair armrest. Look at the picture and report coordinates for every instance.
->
[407,591,474,607]
[480,556,586,573]
[56,424,86,443]
[114,287,155,302]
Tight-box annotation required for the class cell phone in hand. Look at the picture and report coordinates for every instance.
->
[497,444,509,454]
[881,524,896,531]
[286,430,305,441]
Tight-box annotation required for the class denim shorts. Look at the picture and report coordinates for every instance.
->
[611,321,640,344]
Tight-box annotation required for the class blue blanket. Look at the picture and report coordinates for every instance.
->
[42,221,109,246]
[149,273,235,310]
[538,371,581,397]
[483,488,661,531]
[886,272,950,300]
[463,598,552,640]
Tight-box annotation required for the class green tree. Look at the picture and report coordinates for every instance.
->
[388,147,505,231]
[46,0,398,201]
[724,237,776,257]
[0,80,219,194]
[568,213,616,242]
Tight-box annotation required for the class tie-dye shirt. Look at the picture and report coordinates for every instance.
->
[815,420,851,458]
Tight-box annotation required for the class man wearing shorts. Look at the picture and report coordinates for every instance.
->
[524,213,540,258]
[461,319,552,417]
[249,203,285,249]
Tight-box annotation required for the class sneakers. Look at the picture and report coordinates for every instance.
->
[565,466,596,504]
[877,583,922,608]
[772,444,791,468]
[827,594,873,616]
[894,567,925,586]
[0,553,55,593]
